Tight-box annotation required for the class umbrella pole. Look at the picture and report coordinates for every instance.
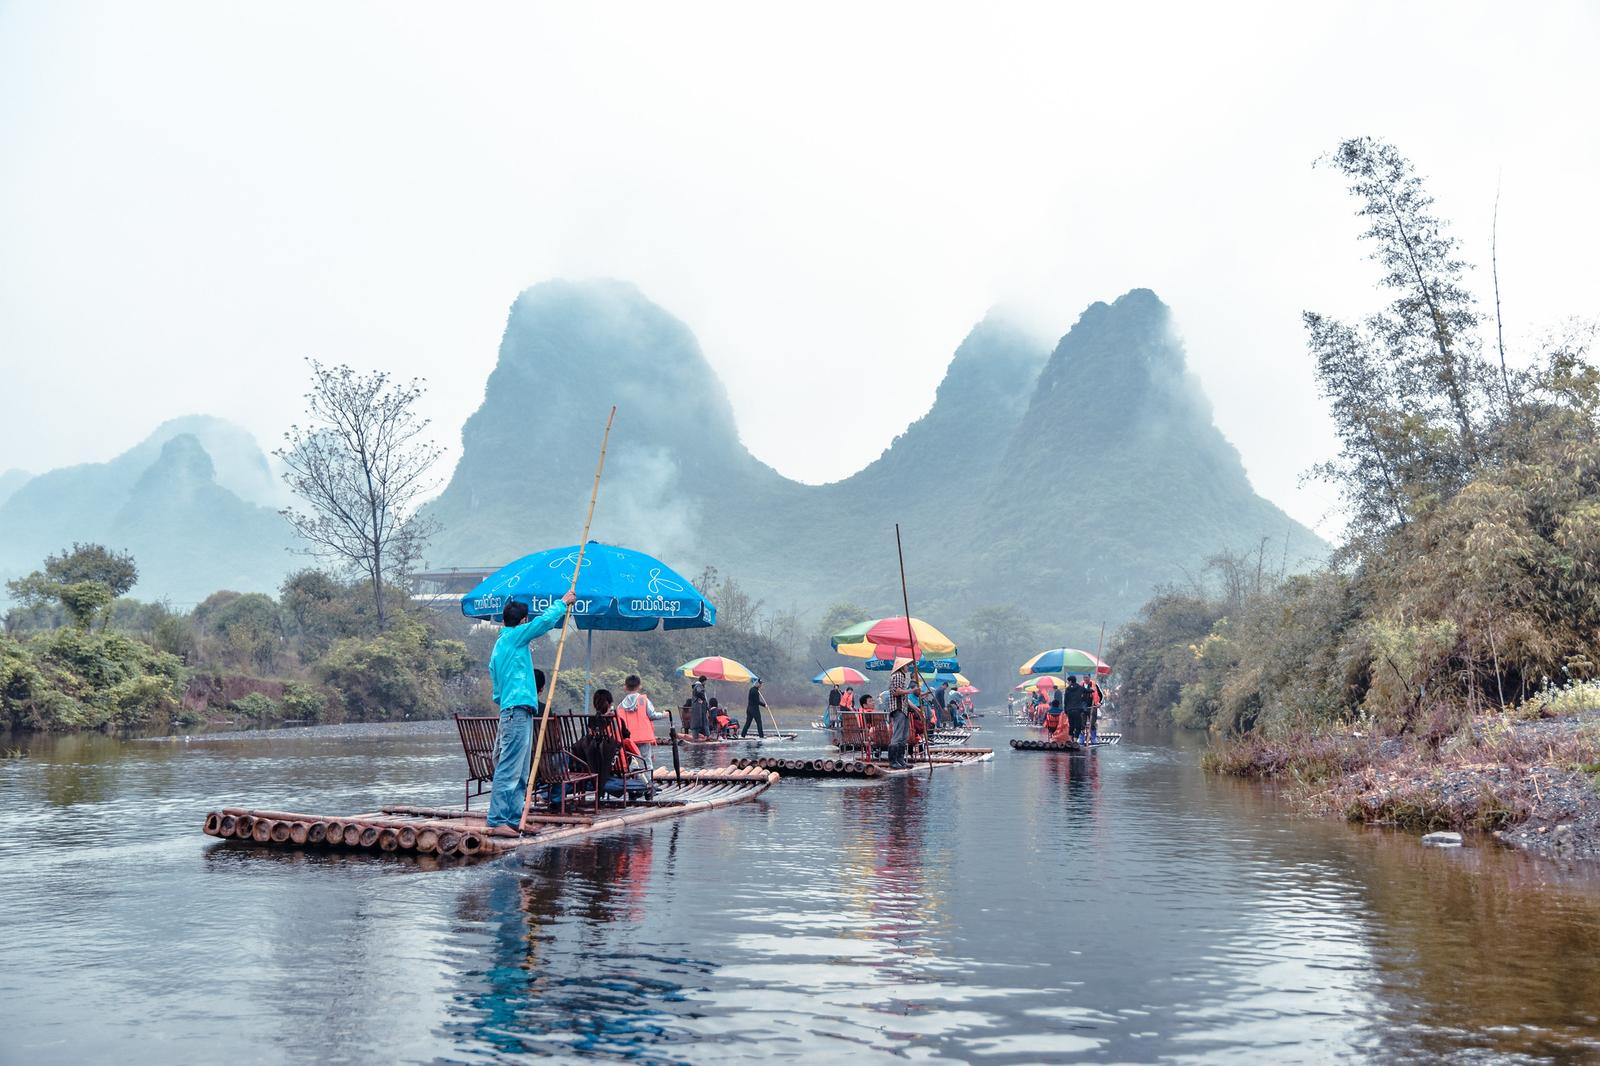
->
[667,707,682,785]
[583,629,593,710]
[519,406,616,833]
[893,523,935,776]
[1094,621,1106,742]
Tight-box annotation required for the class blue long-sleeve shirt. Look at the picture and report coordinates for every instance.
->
[488,601,569,709]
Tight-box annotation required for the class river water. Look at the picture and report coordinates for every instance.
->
[3,719,1599,1064]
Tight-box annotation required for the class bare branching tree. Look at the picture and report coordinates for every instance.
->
[275,360,441,628]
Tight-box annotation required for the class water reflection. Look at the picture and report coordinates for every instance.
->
[447,832,695,1061]
[4,724,1600,1064]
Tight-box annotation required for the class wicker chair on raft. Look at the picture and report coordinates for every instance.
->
[453,712,653,814]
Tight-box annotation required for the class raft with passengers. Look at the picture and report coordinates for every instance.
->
[1006,650,1121,753]
[202,534,785,860]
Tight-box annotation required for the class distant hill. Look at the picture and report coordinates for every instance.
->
[0,469,30,509]
[425,280,1326,632]
[0,418,297,606]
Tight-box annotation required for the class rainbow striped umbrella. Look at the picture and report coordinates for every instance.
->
[678,656,759,683]
[1019,648,1111,677]
[813,666,870,685]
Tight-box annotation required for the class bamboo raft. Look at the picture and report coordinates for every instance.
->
[734,746,993,779]
[1010,734,1122,753]
[200,766,778,860]
[671,732,797,746]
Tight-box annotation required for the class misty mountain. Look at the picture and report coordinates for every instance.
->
[0,469,30,509]
[425,280,1326,635]
[966,289,1326,622]
[0,419,297,605]
[424,280,792,568]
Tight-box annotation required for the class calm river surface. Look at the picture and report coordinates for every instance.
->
[3,719,1600,1064]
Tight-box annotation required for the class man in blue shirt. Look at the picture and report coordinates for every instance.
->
[486,593,574,833]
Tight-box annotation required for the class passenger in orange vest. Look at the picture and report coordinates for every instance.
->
[616,674,665,772]
[1043,691,1063,733]
[711,698,736,736]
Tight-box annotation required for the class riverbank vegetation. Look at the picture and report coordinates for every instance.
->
[0,545,823,733]
[1109,138,1600,849]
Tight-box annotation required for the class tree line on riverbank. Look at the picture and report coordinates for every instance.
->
[0,544,817,732]
[1110,138,1600,743]
[0,535,1046,733]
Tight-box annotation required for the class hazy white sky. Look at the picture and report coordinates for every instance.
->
[2,2,1596,537]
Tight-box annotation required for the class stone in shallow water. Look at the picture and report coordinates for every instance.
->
[1422,831,1463,847]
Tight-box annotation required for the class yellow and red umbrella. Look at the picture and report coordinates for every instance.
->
[678,656,759,683]
[831,616,957,659]
[813,666,870,685]
[1014,675,1067,693]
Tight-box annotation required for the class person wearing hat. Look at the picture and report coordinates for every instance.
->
[688,675,711,739]
[886,659,914,768]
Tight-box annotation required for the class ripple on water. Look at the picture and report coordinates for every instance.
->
[4,726,1600,1063]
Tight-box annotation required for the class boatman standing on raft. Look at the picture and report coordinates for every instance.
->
[486,592,576,836]
[887,660,914,769]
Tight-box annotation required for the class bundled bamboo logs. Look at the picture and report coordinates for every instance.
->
[733,756,883,778]
[1010,734,1120,752]
[734,748,994,778]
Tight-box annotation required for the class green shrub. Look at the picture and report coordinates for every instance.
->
[232,692,278,723]
[0,628,187,731]
[318,618,469,720]
[279,681,326,723]
[110,674,181,728]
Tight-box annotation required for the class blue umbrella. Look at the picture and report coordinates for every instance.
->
[863,656,960,673]
[462,542,715,712]
[461,541,715,631]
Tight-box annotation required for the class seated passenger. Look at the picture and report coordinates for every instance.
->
[1044,692,1063,733]
[573,689,625,787]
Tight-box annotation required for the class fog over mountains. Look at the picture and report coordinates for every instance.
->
[0,282,1325,628]
[0,416,295,606]
[425,281,1326,632]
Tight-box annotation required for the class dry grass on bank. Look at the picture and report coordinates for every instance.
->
[1204,711,1600,851]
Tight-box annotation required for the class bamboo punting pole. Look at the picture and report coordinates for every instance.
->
[893,523,936,777]
[521,406,616,834]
